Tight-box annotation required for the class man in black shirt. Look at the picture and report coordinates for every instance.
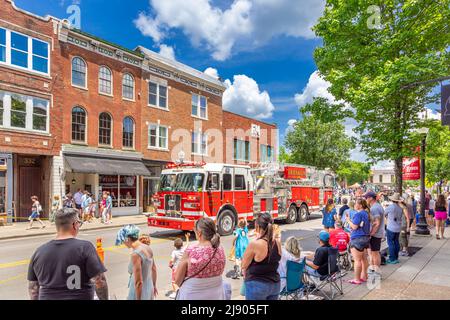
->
[305,231,331,277]
[27,208,109,300]
[338,198,349,220]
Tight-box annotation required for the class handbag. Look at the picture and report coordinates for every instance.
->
[175,247,218,300]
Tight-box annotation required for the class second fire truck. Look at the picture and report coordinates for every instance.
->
[148,162,335,236]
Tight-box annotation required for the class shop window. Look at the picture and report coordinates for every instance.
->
[72,57,87,88]
[122,73,135,100]
[0,170,5,214]
[123,116,134,149]
[99,112,112,146]
[72,106,86,142]
[191,94,207,119]
[99,175,137,208]
[99,66,112,95]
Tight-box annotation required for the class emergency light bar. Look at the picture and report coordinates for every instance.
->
[166,161,207,169]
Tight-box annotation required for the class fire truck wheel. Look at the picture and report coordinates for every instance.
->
[286,205,298,224]
[298,204,309,222]
[217,210,236,236]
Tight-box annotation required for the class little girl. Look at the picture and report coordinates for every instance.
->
[232,219,249,279]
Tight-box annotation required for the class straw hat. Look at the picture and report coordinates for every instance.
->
[389,193,404,202]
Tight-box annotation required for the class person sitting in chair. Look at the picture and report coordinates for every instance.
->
[305,231,332,278]
[329,221,350,253]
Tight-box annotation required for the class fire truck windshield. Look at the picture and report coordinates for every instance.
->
[173,173,205,192]
[159,174,176,191]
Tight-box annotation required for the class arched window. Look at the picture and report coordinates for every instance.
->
[99,66,112,95]
[72,106,86,142]
[99,112,112,145]
[123,117,134,148]
[122,73,135,100]
[72,57,87,88]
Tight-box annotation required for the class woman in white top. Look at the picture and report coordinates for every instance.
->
[278,237,302,292]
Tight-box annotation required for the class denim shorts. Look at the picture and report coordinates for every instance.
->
[245,280,280,300]
[350,236,370,252]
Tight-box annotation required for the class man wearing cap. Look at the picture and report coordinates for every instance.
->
[364,191,385,271]
[305,231,332,278]
[384,193,404,264]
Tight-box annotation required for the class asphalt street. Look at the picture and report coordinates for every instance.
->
[0,214,324,300]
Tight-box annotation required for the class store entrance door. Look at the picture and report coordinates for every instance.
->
[143,178,159,213]
[18,167,42,221]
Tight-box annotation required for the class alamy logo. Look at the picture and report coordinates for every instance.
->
[66,265,81,290]
[367,5,383,30]
[67,5,81,29]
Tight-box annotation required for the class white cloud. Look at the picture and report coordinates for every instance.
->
[223,75,275,119]
[158,44,176,60]
[204,67,220,79]
[294,71,337,107]
[135,0,325,60]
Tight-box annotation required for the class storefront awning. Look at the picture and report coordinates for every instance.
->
[65,155,151,176]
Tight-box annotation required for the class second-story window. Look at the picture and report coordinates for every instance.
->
[148,82,167,109]
[234,139,250,162]
[72,57,87,88]
[191,94,207,119]
[122,73,135,100]
[72,106,86,142]
[148,123,168,149]
[123,117,134,149]
[260,144,273,162]
[0,28,6,63]
[99,112,112,146]
[11,32,28,69]
[99,66,112,95]
[192,131,207,156]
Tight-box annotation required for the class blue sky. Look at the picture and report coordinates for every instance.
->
[15,0,324,146]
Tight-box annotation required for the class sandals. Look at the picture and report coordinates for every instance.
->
[348,279,362,285]
[436,235,441,240]
[359,278,367,283]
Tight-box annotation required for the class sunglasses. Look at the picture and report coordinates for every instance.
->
[74,219,84,228]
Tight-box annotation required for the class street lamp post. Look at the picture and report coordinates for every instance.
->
[415,128,430,235]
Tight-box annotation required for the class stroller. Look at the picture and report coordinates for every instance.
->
[337,244,353,273]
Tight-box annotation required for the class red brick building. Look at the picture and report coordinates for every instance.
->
[0,0,62,221]
[0,0,278,219]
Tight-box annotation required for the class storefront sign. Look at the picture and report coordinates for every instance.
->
[442,84,450,126]
[402,158,420,180]
[284,166,307,180]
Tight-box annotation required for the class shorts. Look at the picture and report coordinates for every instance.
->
[350,236,370,252]
[435,211,447,221]
[369,236,382,251]
[29,211,39,220]
[428,209,435,217]
[75,204,82,210]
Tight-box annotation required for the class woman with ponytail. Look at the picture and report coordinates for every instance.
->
[241,212,282,300]
[174,217,226,300]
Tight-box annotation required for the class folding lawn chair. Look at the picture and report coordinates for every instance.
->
[279,258,307,300]
[305,247,344,300]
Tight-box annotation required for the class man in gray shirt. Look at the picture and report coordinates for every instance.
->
[384,193,404,264]
[364,191,385,271]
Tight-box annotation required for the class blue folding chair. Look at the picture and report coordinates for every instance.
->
[279,258,307,300]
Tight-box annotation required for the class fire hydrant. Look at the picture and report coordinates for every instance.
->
[96,238,105,264]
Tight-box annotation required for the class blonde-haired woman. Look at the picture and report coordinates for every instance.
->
[277,237,302,293]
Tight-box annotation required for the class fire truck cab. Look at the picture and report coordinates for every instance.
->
[148,161,335,236]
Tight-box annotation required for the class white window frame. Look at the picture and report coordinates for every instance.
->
[148,123,168,150]
[0,90,49,134]
[71,106,88,144]
[191,93,208,120]
[148,81,168,110]
[122,73,135,101]
[71,56,88,90]
[260,144,273,163]
[98,66,113,96]
[234,139,250,162]
[192,130,208,156]
[0,27,50,77]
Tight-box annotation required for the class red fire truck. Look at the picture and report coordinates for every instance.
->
[148,162,335,236]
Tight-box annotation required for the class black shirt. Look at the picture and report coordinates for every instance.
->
[27,238,107,300]
[313,245,331,276]
[246,240,281,283]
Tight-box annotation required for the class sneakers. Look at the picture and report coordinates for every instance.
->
[386,259,400,264]
[168,292,177,299]
[399,251,409,257]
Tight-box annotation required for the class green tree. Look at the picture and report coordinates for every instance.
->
[425,120,450,192]
[336,160,371,186]
[313,0,450,193]
[278,146,291,163]
[285,102,354,171]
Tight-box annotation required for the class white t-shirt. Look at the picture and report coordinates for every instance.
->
[171,248,185,269]
[429,199,436,210]
[278,249,303,292]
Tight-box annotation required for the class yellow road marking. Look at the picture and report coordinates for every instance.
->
[0,273,27,285]
[0,260,30,269]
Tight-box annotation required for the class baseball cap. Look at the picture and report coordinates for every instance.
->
[364,191,377,199]
[319,231,330,242]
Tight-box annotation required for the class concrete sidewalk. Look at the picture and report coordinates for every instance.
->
[0,214,149,240]
[337,227,450,300]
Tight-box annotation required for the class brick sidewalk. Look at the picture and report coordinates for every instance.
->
[0,214,149,240]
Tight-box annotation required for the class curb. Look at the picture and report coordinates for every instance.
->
[0,222,148,241]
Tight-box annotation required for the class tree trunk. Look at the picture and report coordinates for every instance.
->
[394,157,403,194]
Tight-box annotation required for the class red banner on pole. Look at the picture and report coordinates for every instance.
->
[402,158,420,180]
